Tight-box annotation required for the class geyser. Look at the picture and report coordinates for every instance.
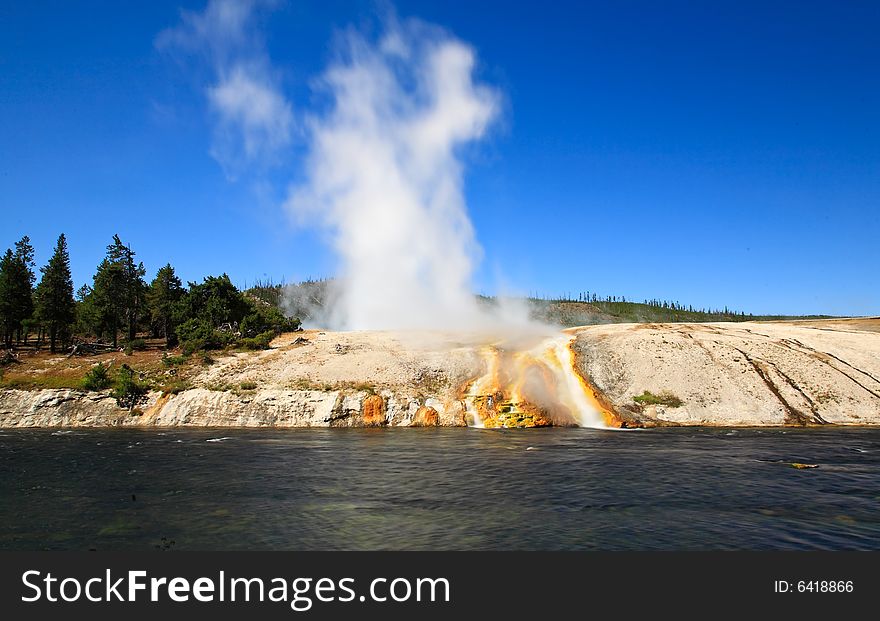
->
[166,5,612,428]
[284,18,498,332]
[280,16,611,428]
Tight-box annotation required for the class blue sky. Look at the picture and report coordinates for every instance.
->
[1,0,878,316]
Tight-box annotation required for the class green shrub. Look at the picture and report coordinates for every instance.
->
[161,353,188,367]
[633,390,683,408]
[172,274,250,334]
[240,381,257,390]
[170,277,300,354]
[112,364,148,411]
[241,302,301,337]
[181,338,206,356]
[125,338,147,351]
[177,318,237,353]
[212,330,237,348]
[176,318,214,347]
[159,380,190,395]
[81,362,111,391]
[240,331,275,350]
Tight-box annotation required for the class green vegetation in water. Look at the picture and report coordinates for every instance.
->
[633,390,684,408]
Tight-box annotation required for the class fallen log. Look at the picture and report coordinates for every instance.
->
[0,350,20,365]
[67,342,119,357]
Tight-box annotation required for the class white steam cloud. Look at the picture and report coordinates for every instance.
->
[285,20,500,331]
[160,4,542,334]
[157,0,292,177]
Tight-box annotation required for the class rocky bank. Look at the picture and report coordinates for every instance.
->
[574,318,880,427]
[1,319,878,428]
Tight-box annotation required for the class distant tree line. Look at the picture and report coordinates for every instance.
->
[531,290,749,318]
[0,234,300,355]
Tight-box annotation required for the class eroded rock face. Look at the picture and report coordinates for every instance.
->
[410,406,439,427]
[430,398,468,427]
[143,388,339,427]
[0,388,471,428]
[361,394,387,427]
[0,389,160,427]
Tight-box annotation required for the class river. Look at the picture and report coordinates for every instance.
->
[1,427,878,550]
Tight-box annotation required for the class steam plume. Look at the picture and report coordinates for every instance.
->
[285,19,499,331]
[157,0,292,178]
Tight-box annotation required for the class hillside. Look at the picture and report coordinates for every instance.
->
[529,299,834,326]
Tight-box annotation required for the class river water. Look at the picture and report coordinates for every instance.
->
[1,427,878,550]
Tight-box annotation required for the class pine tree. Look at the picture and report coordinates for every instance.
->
[105,235,147,343]
[0,249,14,347]
[14,237,36,343]
[147,263,184,346]
[35,234,76,353]
[91,235,146,347]
[91,257,125,346]
[0,236,36,348]
[74,283,99,337]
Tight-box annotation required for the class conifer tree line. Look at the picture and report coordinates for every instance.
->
[0,234,300,354]
[533,290,748,318]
